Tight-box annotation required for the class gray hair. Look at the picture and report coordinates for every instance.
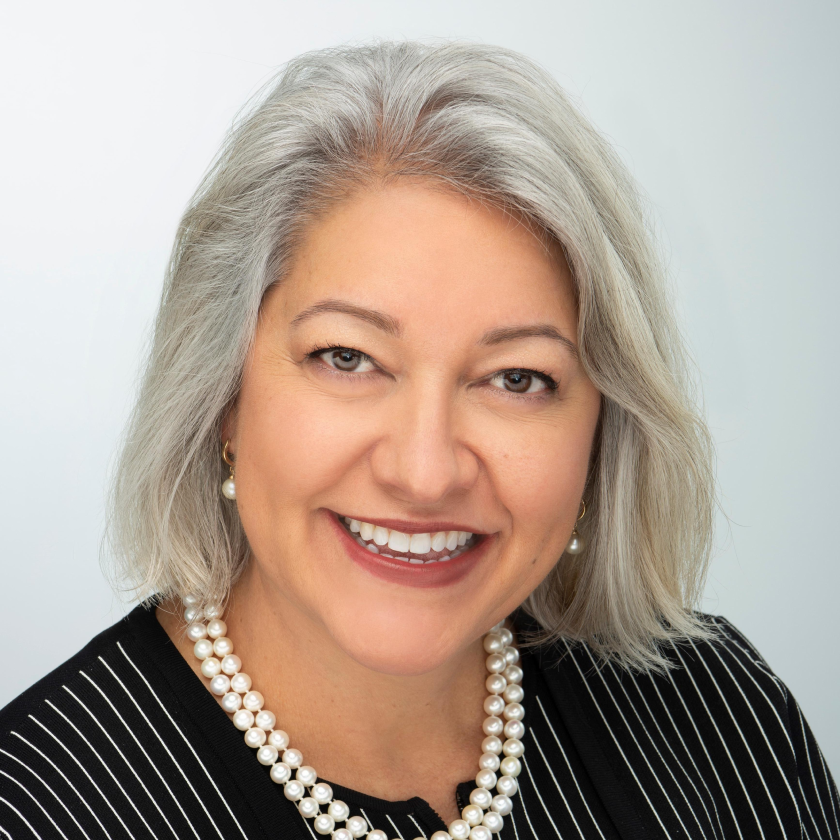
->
[107,40,716,670]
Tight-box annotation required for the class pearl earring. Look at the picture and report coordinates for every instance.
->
[221,440,236,500]
[565,499,586,555]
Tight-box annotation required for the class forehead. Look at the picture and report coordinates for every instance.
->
[271,181,577,333]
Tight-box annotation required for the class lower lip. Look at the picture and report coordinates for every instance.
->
[327,511,494,589]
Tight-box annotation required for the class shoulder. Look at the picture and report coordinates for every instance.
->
[535,614,839,838]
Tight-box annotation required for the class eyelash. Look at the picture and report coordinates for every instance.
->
[305,345,559,397]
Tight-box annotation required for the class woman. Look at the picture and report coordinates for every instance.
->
[0,41,836,840]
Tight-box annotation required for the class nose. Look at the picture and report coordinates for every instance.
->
[369,378,479,506]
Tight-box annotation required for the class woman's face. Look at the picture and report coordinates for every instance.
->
[229,181,601,675]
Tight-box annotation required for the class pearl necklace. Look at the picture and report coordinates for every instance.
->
[185,596,526,840]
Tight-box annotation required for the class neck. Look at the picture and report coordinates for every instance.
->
[158,562,492,823]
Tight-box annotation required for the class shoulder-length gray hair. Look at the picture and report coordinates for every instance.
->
[107,40,716,670]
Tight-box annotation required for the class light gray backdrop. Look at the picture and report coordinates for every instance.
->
[2,0,837,771]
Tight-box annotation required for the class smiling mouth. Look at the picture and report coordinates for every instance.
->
[337,515,482,565]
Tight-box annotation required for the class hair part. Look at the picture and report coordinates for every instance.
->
[106,40,716,671]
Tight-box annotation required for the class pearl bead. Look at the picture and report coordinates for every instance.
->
[328,800,350,821]
[333,830,354,840]
[268,730,290,750]
[469,787,493,809]
[183,593,200,606]
[502,665,523,684]
[503,646,519,666]
[282,748,303,768]
[222,477,236,499]
[244,727,266,748]
[243,691,264,712]
[478,752,500,772]
[213,637,234,657]
[483,633,504,654]
[503,702,524,721]
[200,657,222,678]
[565,531,584,554]
[207,619,227,639]
[476,769,497,790]
[482,716,504,737]
[257,745,278,766]
[221,654,242,675]
[296,765,317,786]
[462,804,484,826]
[313,814,335,835]
[448,820,470,839]
[469,825,492,840]
[298,797,319,818]
[230,672,252,694]
[346,815,368,837]
[503,720,525,740]
[204,604,222,620]
[193,639,214,660]
[496,775,518,797]
[503,738,524,758]
[311,782,332,804]
[485,654,506,673]
[431,833,453,840]
[502,684,523,704]
[209,675,231,696]
[269,762,291,784]
[483,696,505,716]
[221,692,242,713]
[255,710,276,731]
[367,831,387,840]
[284,779,305,800]
[485,674,506,695]
[490,795,512,815]
[186,622,208,642]
[499,756,521,777]
[232,709,254,731]
[498,628,513,647]
[183,606,202,623]
[481,736,503,755]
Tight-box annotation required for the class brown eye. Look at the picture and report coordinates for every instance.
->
[489,369,554,395]
[502,371,534,393]
[316,348,376,373]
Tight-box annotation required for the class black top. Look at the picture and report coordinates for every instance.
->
[0,604,837,840]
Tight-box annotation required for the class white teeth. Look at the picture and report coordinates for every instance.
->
[344,516,475,559]
[431,531,447,551]
[387,530,411,553]
[440,554,451,562]
[409,533,432,554]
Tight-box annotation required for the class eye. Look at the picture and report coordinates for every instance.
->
[315,347,377,373]
[489,369,556,395]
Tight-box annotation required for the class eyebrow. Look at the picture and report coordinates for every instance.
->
[290,299,578,358]
[290,300,401,336]
[479,324,579,359]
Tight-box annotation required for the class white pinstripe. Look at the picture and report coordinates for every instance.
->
[534,696,608,840]
[0,748,92,840]
[109,647,245,840]
[604,659,711,840]
[0,798,42,840]
[508,809,521,840]
[44,699,156,839]
[407,814,426,838]
[794,698,836,837]
[511,773,543,840]
[526,732,585,839]
[10,731,112,839]
[0,770,69,840]
[386,814,406,839]
[28,716,136,839]
[816,746,840,837]
[563,640,672,837]
[0,825,11,839]
[76,672,201,840]
[519,753,568,838]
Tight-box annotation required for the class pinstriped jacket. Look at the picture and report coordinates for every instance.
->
[0,604,837,839]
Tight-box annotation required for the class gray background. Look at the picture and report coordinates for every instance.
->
[1,0,837,771]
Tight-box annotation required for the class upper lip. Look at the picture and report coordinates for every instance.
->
[332,510,487,535]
